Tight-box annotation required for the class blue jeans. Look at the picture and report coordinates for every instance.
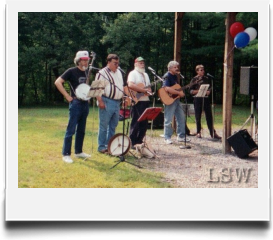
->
[62,99,89,156]
[164,99,186,139]
[98,96,120,151]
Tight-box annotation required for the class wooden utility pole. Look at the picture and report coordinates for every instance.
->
[222,13,237,154]
[174,12,184,82]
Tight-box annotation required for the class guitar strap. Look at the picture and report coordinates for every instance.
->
[141,73,147,86]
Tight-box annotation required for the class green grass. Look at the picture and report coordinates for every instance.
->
[18,105,257,188]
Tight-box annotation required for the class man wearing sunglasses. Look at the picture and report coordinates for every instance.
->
[189,65,221,140]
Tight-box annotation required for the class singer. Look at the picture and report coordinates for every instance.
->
[161,61,191,145]
[189,65,221,139]
[94,54,125,154]
[127,57,151,148]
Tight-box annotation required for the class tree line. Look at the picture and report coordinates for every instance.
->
[18,12,258,106]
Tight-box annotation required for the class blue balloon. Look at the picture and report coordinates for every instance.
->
[234,32,250,48]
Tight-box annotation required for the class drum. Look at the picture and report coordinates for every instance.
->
[108,133,131,156]
[75,83,91,101]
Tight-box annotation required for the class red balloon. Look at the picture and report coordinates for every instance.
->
[230,22,245,38]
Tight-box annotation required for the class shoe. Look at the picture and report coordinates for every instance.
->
[62,155,73,163]
[187,132,197,136]
[196,133,201,138]
[131,145,136,150]
[99,149,109,154]
[75,152,91,158]
[212,133,222,140]
[164,139,173,144]
[177,136,191,142]
[159,134,165,138]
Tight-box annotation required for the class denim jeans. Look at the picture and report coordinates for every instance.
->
[164,99,186,139]
[98,96,120,151]
[62,99,89,156]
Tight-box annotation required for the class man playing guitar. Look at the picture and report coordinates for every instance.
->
[162,61,191,144]
[127,57,152,148]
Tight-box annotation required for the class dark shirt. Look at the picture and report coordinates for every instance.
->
[162,72,178,87]
[61,67,87,97]
[189,75,211,95]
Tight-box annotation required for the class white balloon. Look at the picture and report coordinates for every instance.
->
[244,27,257,41]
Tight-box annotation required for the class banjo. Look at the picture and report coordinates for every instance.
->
[73,51,105,100]
[75,83,105,101]
[108,133,131,156]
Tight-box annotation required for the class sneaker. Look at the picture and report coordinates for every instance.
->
[159,134,165,138]
[75,152,91,158]
[164,139,173,144]
[62,155,73,163]
[177,136,191,142]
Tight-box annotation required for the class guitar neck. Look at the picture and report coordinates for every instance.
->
[146,79,163,89]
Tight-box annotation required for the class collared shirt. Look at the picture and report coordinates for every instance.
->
[127,69,151,101]
[95,67,124,100]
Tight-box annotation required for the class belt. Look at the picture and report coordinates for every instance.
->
[73,97,88,102]
[102,95,121,101]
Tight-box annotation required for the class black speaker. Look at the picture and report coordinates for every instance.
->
[227,129,258,158]
[240,66,258,96]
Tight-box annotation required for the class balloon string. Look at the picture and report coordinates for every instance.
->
[224,45,235,63]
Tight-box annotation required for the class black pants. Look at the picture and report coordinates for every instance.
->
[129,101,150,146]
[193,97,214,136]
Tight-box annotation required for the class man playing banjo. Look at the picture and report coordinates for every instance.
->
[55,50,91,163]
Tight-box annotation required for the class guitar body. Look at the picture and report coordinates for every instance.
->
[124,83,149,106]
[158,84,181,105]
[158,79,203,105]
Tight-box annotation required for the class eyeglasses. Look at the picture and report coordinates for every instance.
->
[198,69,204,72]
[111,61,119,66]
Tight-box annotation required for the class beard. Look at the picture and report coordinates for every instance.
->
[135,66,145,73]
[81,66,88,71]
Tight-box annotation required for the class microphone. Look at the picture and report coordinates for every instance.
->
[148,67,156,72]
[207,73,214,78]
[118,67,126,75]
[89,66,101,71]
[179,73,185,79]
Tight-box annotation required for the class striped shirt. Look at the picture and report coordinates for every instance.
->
[95,67,124,100]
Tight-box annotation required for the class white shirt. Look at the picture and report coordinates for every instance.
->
[95,67,124,100]
[127,69,151,101]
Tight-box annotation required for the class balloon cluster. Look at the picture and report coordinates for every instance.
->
[229,22,257,48]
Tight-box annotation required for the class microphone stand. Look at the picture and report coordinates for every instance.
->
[207,74,217,141]
[107,68,141,169]
[179,74,191,149]
[90,67,140,169]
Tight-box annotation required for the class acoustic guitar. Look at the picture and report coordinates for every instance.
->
[158,79,203,105]
[124,79,163,106]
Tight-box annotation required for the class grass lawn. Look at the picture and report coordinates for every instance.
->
[18,104,257,188]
